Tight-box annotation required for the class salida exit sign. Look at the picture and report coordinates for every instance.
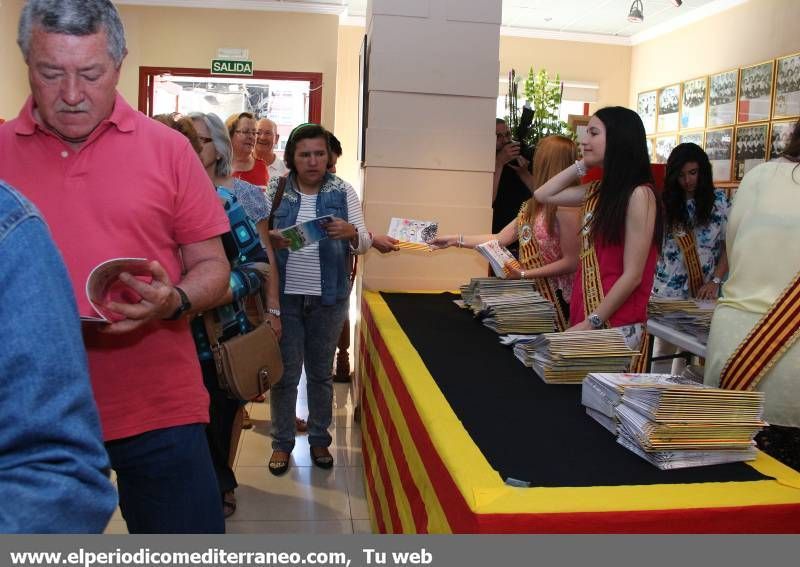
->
[211,59,253,76]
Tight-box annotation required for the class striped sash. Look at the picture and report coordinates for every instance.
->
[674,229,704,297]
[580,183,604,320]
[517,202,569,332]
[719,271,800,391]
[580,182,650,371]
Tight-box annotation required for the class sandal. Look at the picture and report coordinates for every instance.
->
[241,408,253,430]
[222,490,237,518]
[268,450,290,476]
[295,417,308,432]
[310,446,334,469]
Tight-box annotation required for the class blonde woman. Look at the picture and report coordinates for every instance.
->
[433,135,580,330]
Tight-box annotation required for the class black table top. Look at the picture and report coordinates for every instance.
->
[380,291,770,488]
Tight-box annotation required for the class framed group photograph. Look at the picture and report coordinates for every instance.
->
[655,135,678,164]
[637,91,657,135]
[705,128,733,182]
[774,52,800,119]
[769,120,796,159]
[680,131,705,147]
[737,61,774,123]
[657,84,680,132]
[707,69,738,127]
[734,123,768,180]
[681,77,707,130]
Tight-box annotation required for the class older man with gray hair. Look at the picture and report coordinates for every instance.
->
[254,117,288,180]
[0,0,231,533]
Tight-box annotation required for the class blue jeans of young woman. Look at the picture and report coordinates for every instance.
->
[271,294,349,452]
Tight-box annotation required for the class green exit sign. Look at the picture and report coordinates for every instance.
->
[211,59,253,76]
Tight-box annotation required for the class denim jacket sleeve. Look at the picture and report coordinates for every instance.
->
[0,182,117,533]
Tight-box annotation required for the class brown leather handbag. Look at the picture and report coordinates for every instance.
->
[203,294,283,401]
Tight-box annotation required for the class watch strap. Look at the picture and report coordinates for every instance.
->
[165,286,191,320]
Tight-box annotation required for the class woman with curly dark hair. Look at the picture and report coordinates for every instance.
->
[651,143,729,373]
[653,143,729,302]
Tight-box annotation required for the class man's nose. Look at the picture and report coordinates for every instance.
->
[61,75,84,106]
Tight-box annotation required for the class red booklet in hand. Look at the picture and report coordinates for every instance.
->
[80,258,153,324]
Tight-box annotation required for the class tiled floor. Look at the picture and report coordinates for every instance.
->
[104,376,372,534]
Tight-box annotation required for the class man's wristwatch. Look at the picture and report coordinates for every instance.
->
[588,312,604,329]
[165,286,191,320]
[711,276,723,285]
[267,308,281,317]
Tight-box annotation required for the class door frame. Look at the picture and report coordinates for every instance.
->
[137,66,323,124]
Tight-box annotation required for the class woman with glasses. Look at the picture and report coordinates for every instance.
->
[154,112,280,519]
[225,112,269,187]
[264,124,371,476]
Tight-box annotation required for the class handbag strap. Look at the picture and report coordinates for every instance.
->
[267,176,287,231]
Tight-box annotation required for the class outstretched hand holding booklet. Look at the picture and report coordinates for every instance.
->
[387,217,438,251]
[475,240,522,278]
[80,258,153,324]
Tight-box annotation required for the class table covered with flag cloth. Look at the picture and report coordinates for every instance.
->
[357,291,800,533]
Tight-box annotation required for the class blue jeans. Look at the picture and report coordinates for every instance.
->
[271,294,349,452]
[105,424,225,533]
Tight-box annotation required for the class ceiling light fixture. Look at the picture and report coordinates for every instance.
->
[628,0,644,23]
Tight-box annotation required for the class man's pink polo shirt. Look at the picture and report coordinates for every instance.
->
[0,94,230,441]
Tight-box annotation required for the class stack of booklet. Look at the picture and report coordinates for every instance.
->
[648,297,715,343]
[512,329,639,384]
[582,372,766,469]
[459,278,554,334]
[474,240,522,278]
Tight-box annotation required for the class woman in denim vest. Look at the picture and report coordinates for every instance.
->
[265,124,371,475]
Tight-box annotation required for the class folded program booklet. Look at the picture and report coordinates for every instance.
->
[474,240,522,278]
[280,215,333,251]
[80,258,153,324]
[386,217,438,251]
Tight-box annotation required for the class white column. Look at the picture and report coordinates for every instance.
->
[360,0,502,290]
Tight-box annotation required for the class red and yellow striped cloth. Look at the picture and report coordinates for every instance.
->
[358,291,800,533]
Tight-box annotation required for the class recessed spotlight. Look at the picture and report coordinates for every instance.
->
[671,0,683,6]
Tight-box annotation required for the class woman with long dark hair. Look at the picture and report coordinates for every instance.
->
[651,143,729,373]
[705,118,800,471]
[534,107,661,360]
[432,135,580,331]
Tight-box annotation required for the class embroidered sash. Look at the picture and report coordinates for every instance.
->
[719,271,800,391]
[579,183,604,320]
[580,182,650,371]
[674,229,704,297]
[517,202,569,332]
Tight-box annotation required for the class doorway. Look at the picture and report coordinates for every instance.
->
[138,67,322,158]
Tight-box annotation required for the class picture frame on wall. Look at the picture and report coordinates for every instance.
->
[769,119,796,159]
[733,123,768,180]
[680,131,705,147]
[773,52,800,119]
[737,61,775,123]
[707,69,738,128]
[681,77,707,130]
[637,91,657,135]
[704,127,733,182]
[655,135,678,164]
[657,84,680,132]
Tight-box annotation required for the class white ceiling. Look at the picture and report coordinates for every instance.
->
[114,0,748,45]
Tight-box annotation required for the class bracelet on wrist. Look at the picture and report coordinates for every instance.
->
[574,160,587,178]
